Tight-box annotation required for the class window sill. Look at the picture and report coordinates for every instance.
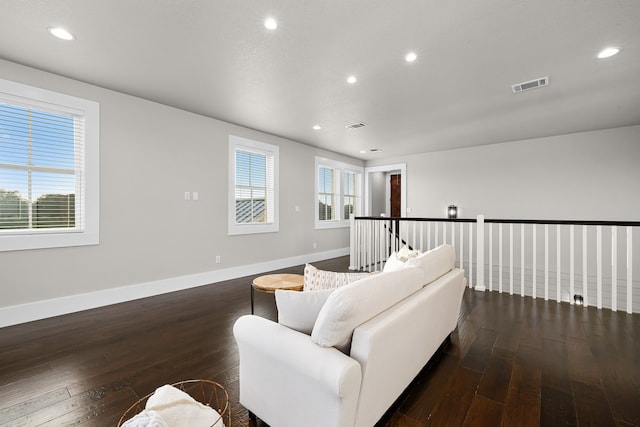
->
[315,220,350,230]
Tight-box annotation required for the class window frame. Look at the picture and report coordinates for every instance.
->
[228,135,279,235]
[315,157,363,229]
[0,79,100,252]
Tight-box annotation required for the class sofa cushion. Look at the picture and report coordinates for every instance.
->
[405,244,456,286]
[382,252,405,272]
[275,288,335,335]
[303,263,372,291]
[311,266,425,353]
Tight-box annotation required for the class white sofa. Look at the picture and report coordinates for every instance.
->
[233,244,466,427]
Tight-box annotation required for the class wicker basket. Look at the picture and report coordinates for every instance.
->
[117,379,230,426]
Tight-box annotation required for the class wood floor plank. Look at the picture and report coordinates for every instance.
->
[426,367,482,426]
[572,380,616,427]
[477,346,515,404]
[541,339,572,394]
[462,394,503,427]
[394,352,460,423]
[566,337,601,386]
[501,364,541,427]
[0,387,69,425]
[540,386,577,427]
[460,328,498,373]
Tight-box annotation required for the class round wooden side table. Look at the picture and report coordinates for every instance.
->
[251,273,303,314]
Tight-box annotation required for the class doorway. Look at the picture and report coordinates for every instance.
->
[364,163,407,217]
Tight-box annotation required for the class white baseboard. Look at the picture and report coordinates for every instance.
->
[0,247,349,328]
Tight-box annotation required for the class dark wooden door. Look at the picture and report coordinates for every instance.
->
[390,174,401,217]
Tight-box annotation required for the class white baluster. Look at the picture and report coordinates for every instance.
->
[597,225,602,309]
[521,224,525,297]
[533,224,537,299]
[489,223,493,292]
[557,224,562,303]
[414,221,418,248]
[469,222,474,288]
[355,219,361,270]
[583,225,588,307]
[611,227,617,312]
[452,222,456,260]
[545,224,549,301]
[460,223,464,275]
[570,225,575,304]
[627,227,633,314]
[510,223,514,295]
[476,215,485,291]
[499,223,503,294]
[366,220,371,272]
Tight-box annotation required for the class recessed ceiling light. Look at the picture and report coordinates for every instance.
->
[368,148,382,153]
[347,75,357,84]
[405,52,417,62]
[48,27,75,41]
[264,17,278,30]
[312,125,322,130]
[597,47,621,59]
[359,150,367,154]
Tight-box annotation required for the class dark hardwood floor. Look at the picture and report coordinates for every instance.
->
[1,256,639,426]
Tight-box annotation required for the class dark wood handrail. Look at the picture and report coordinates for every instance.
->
[354,216,640,227]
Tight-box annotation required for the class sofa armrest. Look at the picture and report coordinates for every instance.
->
[233,315,362,427]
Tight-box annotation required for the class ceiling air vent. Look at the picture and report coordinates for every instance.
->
[511,76,549,93]
[345,122,367,129]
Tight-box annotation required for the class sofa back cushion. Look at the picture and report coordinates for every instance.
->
[275,288,335,335]
[405,244,455,286]
[303,263,373,291]
[311,266,424,352]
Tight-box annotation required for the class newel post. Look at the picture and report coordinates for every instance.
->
[475,215,486,291]
[349,214,357,271]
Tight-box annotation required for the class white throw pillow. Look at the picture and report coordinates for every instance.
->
[382,252,406,272]
[303,263,372,291]
[311,266,425,353]
[275,288,335,335]
[405,244,456,286]
[397,245,421,262]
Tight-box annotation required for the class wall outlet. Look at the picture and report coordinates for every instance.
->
[193,192,199,201]
[215,255,221,264]
[313,242,317,249]
[184,191,191,201]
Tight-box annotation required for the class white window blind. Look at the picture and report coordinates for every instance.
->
[343,171,358,220]
[235,148,274,224]
[228,135,279,235]
[0,102,83,231]
[318,166,336,221]
[0,78,99,251]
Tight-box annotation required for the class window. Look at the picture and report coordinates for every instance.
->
[315,157,362,229]
[0,79,99,251]
[318,166,336,221]
[228,135,279,235]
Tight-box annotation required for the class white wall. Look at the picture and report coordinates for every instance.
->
[368,126,640,221]
[0,59,361,318]
[369,172,387,216]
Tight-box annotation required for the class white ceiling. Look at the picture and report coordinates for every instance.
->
[1,0,639,160]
